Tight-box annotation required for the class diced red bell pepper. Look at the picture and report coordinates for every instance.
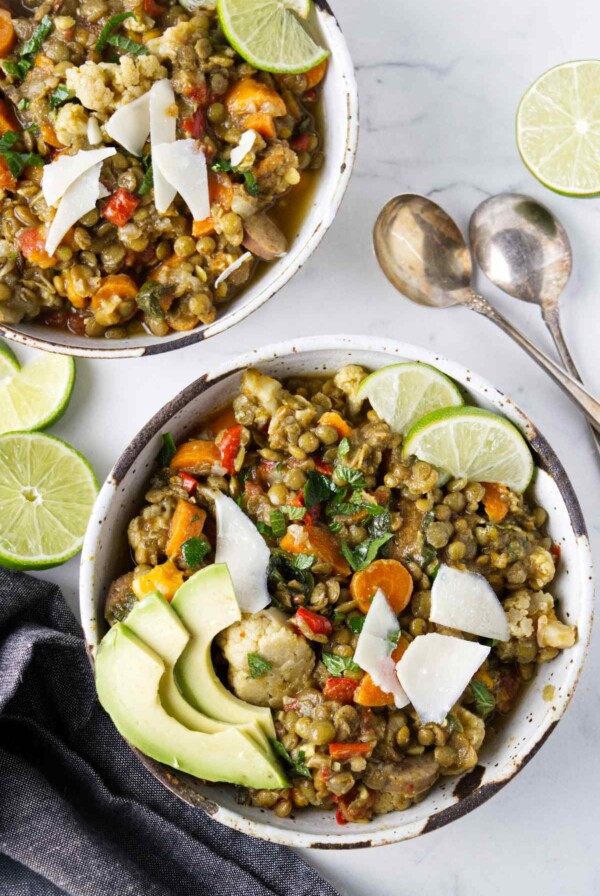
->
[291,489,321,524]
[180,472,198,496]
[550,543,561,564]
[296,606,332,635]
[143,0,165,15]
[102,189,139,227]
[17,227,57,268]
[304,88,317,103]
[314,459,333,475]
[335,808,348,826]
[323,677,359,704]
[290,133,311,152]
[219,424,244,475]
[328,742,373,762]
[181,107,206,139]
[184,83,211,105]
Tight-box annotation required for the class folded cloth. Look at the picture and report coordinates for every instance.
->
[0,570,339,896]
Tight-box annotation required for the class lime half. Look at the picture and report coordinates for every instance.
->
[217,0,328,74]
[517,60,600,197]
[0,431,98,570]
[0,339,19,379]
[0,352,75,435]
[358,362,463,435]
[402,406,534,493]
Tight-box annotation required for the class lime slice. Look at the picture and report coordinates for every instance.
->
[402,406,534,493]
[0,339,19,379]
[358,362,464,436]
[516,60,600,197]
[217,0,328,74]
[0,431,98,570]
[0,353,75,435]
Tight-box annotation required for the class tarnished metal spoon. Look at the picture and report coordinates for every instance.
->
[469,192,600,454]
[372,193,600,433]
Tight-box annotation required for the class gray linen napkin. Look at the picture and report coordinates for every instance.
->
[0,569,339,896]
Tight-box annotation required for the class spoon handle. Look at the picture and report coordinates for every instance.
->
[542,308,600,455]
[467,293,600,433]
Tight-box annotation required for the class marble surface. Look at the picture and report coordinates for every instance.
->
[20,0,600,892]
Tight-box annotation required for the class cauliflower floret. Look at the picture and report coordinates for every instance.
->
[242,368,283,416]
[53,103,89,146]
[333,365,367,417]
[66,56,166,115]
[537,611,577,650]
[216,608,316,709]
[146,21,198,61]
[504,589,535,639]
[528,547,556,590]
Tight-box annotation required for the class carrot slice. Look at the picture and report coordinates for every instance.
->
[350,559,413,615]
[165,499,206,559]
[0,97,19,135]
[304,59,328,89]
[482,482,510,522]
[225,78,287,120]
[0,10,16,58]
[242,112,275,138]
[280,523,351,576]
[91,274,138,309]
[170,439,221,471]
[17,227,56,268]
[40,123,63,148]
[318,411,353,439]
[0,157,16,191]
[192,171,233,236]
[206,404,238,436]
[131,560,185,601]
[352,637,410,707]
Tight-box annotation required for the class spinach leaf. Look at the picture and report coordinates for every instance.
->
[321,651,361,675]
[347,615,365,634]
[136,280,169,319]
[470,679,495,717]
[247,653,272,678]
[0,131,43,178]
[95,11,135,52]
[269,509,286,538]
[303,470,339,508]
[156,432,176,467]
[49,85,72,108]
[270,739,311,778]
[107,33,149,55]
[267,550,314,601]
[340,532,393,572]
[181,537,210,568]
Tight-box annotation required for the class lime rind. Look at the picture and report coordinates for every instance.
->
[402,406,534,494]
[516,60,600,198]
[0,339,20,378]
[217,0,328,74]
[358,362,464,435]
[0,431,98,570]
[0,353,75,435]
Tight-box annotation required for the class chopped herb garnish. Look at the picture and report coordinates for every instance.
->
[138,156,153,196]
[303,469,340,508]
[16,98,30,111]
[2,58,33,81]
[256,521,273,537]
[429,562,441,582]
[21,15,53,56]
[181,537,210,568]
[280,504,306,520]
[329,520,342,534]
[347,615,365,634]
[95,11,135,52]
[270,739,311,777]
[333,610,346,623]
[156,432,177,467]
[136,280,169,319]
[242,170,259,196]
[481,637,499,648]
[446,712,464,733]
[0,131,43,178]
[107,33,149,55]
[269,509,286,539]
[211,157,260,196]
[267,549,314,600]
[367,506,391,539]
[340,532,393,572]
[289,553,315,570]
[211,158,233,172]
[49,85,72,108]
[470,679,495,717]
[335,465,366,488]
[247,652,272,678]
[337,437,350,459]
[321,651,361,675]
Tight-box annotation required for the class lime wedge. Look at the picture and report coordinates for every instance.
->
[0,431,98,570]
[358,362,464,436]
[0,339,19,379]
[0,353,75,435]
[516,60,600,196]
[217,0,328,74]
[402,407,534,493]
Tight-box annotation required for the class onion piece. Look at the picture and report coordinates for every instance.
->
[42,147,115,208]
[214,251,253,288]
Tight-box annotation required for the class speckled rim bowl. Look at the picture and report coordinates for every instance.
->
[80,335,594,847]
[0,3,358,359]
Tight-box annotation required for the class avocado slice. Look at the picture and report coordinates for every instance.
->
[95,623,288,789]
[124,592,271,753]
[171,564,276,739]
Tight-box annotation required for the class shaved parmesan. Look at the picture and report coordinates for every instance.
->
[45,162,104,257]
[87,117,102,146]
[215,251,253,288]
[180,0,216,9]
[42,147,115,208]
[354,589,409,709]
[152,139,210,220]
[230,129,257,168]
[150,79,177,213]
[213,491,271,614]
[396,633,490,724]
[430,564,509,642]
[106,91,151,156]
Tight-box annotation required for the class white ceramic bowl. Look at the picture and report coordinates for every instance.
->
[80,336,594,847]
[0,5,358,359]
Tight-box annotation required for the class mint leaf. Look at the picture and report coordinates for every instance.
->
[270,739,311,777]
[21,15,53,56]
[137,280,169,319]
[335,465,366,488]
[347,615,365,634]
[289,553,315,571]
[470,679,495,717]
[280,504,306,520]
[181,537,210,568]
[49,85,72,108]
[304,470,339,508]
[95,11,135,52]
[337,437,350,459]
[340,532,393,572]
[138,157,153,196]
[321,651,361,675]
[107,33,149,55]
[248,652,272,678]
[269,509,286,538]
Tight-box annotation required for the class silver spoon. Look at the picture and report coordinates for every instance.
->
[372,193,600,433]
[469,192,600,454]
